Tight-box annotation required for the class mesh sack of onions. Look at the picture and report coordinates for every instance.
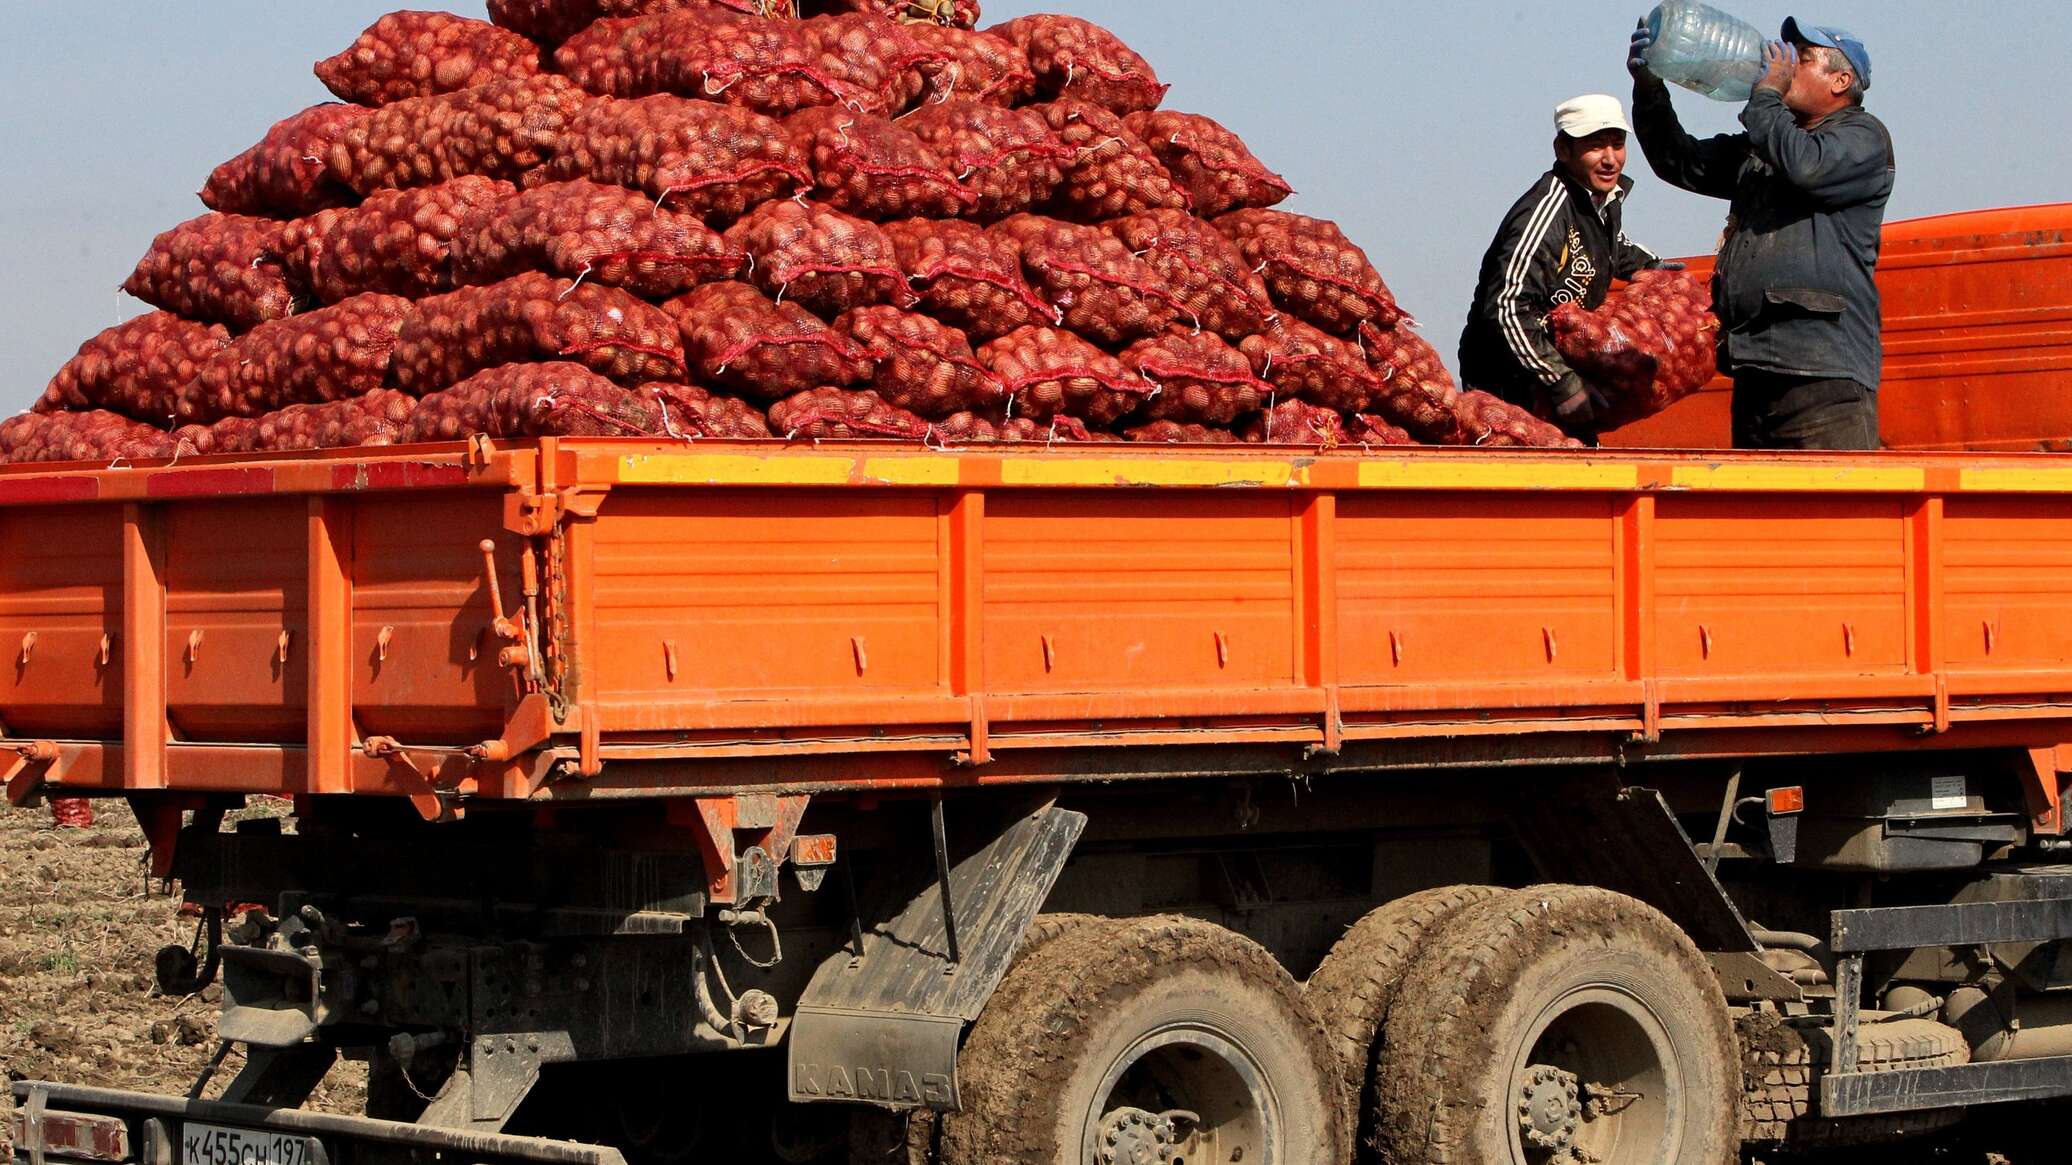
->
[547,95,809,220]
[177,293,413,424]
[1033,99,1190,221]
[722,199,915,317]
[121,214,301,329]
[976,324,1152,425]
[391,271,686,393]
[1122,330,1272,427]
[1217,208,1407,336]
[315,12,544,106]
[991,14,1166,114]
[451,179,746,298]
[902,100,1071,221]
[1123,110,1292,217]
[783,106,972,220]
[325,74,589,193]
[991,214,1180,345]
[664,280,873,400]
[767,386,932,439]
[882,217,1052,340]
[1105,209,1276,342]
[201,104,367,216]
[37,313,230,423]
[281,177,515,303]
[834,305,1005,419]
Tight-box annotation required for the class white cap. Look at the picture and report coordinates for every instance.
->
[1554,94,1632,138]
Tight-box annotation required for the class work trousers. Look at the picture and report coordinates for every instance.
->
[1730,371,1880,451]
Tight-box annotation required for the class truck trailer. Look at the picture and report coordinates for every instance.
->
[9,205,2072,1165]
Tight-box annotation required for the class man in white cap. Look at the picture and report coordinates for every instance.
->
[1460,94,1677,439]
[1630,17,1893,449]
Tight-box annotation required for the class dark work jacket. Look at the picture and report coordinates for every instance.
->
[1460,169,1658,410]
[1633,83,1895,388]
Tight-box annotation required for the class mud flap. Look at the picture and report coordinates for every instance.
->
[789,800,1086,1111]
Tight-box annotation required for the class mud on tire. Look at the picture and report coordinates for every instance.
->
[1738,1010,1968,1149]
[938,913,1347,1165]
[1374,885,1739,1165]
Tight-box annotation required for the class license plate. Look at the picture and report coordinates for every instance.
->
[180,1122,315,1165]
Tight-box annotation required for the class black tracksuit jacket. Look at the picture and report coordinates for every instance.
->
[1459,169,1659,412]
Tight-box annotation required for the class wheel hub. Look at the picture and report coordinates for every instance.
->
[1516,1063,1581,1157]
[1095,1106,1196,1165]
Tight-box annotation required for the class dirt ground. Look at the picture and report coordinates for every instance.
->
[0,799,363,1155]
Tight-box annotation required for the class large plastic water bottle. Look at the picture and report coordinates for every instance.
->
[1641,0,1766,103]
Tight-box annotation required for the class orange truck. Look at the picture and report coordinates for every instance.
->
[10,204,2072,1165]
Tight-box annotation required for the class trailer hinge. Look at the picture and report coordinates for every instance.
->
[674,795,816,905]
[504,486,605,537]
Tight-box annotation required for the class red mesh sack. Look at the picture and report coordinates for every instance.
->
[1105,209,1275,342]
[49,798,94,829]
[200,104,367,217]
[643,383,773,438]
[977,325,1151,425]
[1123,111,1292,218]
[768,387,931,439]
[1357,322,1467,444]
[547,95,809,220]
[835,305,1003,419]
[37,313,231,423]
[169,416,262,458]
[1549,269,1720,426]
[393,272,687,393]
[121,214,300,329]
[488,0,799,49]
[1122,331,1272,426]
[452,180,746,298]
[1242,399,1345,447]
[281,178,512,304]
[882,218,1051,340]
[0,411,173,465]
[1347,414,1417,447]
[664,281,872,400]
[784,107,972,220]
[1123,420,1239,444]
[316,12,544,106]
[326,74,588,194]
[1452,389,1584,449]
[798,14,943,115]
[406,362,671,441]
[723,199,915,317]
[556,10,861,116]
[1240,318,1380,413]
[901,101,1070,221]
[907,24,1033,107]
[175,294,413,424]
[1217,208,1406,336]
[992,214,1179,345]
[1034,100,1189,222]
[250,389,419,451]
[930,411,1093,444]
[991,15,1165,114]
[809,0,977,27]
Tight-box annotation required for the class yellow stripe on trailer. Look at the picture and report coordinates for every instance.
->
[1356,460,1639,490]
[1669,464,1926,492]
[1000,458,1310,488]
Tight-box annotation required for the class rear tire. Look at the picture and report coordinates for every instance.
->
[940,914,1348,1165]
[1306,885,1505,1158]
[1374,886,1738,1165]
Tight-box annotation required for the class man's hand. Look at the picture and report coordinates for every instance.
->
[1756,39,1797,95]
[1628,19,1660,82]
[1551,374,1611,430]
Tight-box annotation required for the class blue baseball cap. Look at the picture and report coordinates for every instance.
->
[1782,17,1871,91]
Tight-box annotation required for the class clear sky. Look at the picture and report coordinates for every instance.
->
[2,1,2066,413]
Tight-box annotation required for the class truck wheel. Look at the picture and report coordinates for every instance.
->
[1375,886,1738,1165]
[848,913,1113,1165]
[1738,1011,1968,1148]
[1305,885,1505,1158]
[940,914,1348,1165]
